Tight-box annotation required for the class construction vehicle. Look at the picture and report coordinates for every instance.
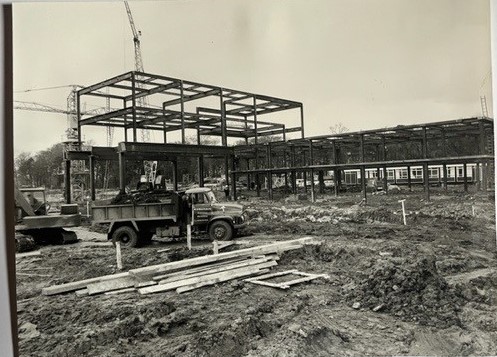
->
[15,186,80,252]
[92,187,247,248]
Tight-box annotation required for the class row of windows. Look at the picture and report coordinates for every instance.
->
[344,165,476,180]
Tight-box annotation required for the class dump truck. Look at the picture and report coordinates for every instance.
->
[15,186,80,252]
[92,187,247,248]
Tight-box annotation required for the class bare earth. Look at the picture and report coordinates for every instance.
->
[16,190,497,357]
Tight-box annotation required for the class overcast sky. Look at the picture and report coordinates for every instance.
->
[13,0,492,156]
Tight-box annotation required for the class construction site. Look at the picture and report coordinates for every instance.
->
[12,2,496,357]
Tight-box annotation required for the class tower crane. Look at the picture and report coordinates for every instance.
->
[124,1,157,186]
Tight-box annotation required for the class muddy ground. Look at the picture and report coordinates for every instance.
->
[16,189,497,356]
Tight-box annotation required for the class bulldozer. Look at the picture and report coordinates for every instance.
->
[15,186,80,252]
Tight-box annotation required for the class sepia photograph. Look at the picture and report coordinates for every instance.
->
[9,0,496,356]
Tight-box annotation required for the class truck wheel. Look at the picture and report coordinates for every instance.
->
[209,221,233,241]
[112,226,139,248]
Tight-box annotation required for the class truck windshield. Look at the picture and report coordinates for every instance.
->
[206,191,217,204]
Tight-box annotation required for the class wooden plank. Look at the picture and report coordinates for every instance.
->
[42,272,130,296]
[157,248,171,253]
[87,276,137,295]
[16,272,52,278]
[104,287,136,295]
[218,242,235,250]
[131,237,314,277]
[139,260,277,295]
[278,274,329,287]
[151,257,248,281]
[177,268,271,294]
[246,279,290,289]
[135,281,157,288]
[157,257,273,285]
[245,269,298,282]
[16,251,41,259]
[75,288,88,296]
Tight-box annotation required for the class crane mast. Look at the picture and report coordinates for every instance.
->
[124,1,156,186]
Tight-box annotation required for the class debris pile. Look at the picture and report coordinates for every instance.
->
[347,256,463,328]
[109,190,177,205]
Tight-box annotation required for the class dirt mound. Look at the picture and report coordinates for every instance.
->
[347,256,463,328]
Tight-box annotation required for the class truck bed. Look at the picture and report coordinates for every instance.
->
[92,201,179,224]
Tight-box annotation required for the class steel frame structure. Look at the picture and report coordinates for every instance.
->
[64,71,494,204]
[232,117,494,202]
[76,71,304,146]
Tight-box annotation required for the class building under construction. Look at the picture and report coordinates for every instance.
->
[64,71,495,203]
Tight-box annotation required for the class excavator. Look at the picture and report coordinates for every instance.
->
[15,186,80,252]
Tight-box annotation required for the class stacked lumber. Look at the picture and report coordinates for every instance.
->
[41,237,317,297]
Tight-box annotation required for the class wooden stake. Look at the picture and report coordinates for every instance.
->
[187,224,192,250]
[116,241,123,271]
[398,199,407,225]
[213,240,219,254]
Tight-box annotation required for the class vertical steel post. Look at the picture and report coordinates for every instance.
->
[483,161,488,192]
[463,162,468,192]
[231,155,237,201]
[303,151,307,193]
[253,97,258,145]
[383,166,388,193]
[361,166,367,203]
[255,147,260,197]
[64,160,71,204]
[267,144,273,200]
[407,165,412,191]
[76,93,82,148]
[89,155,95,201]
[180,81,185,144]
[443,164,448,191]
[300,104,305,138]
[423,162,430,200]
[382,136,387,192]
[476,163,481,191]
[198,155,204,187]
[422,126,427,159]
[332,140,339,197]
[309,140,315,202]
[131,73,137,142]
[291,145,297,193]
[124,99,128,142]
[118,152,126,194]
[173,160,178,191]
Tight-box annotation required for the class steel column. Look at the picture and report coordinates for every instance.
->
[118,152,126,194]
[463,163,468,192]
[407,165,412,191]
[361,166,367,203]
[89,155,96,201]
[476,163,481,191]
[131,73,137,142]
[180,81,185,144]
[198,155,204,187]
[300,104,305,138]
[423,162,430,200]
[422,126,427,159]
[173,160,178,191]
[64,160,71,204]
[442,164,448,191]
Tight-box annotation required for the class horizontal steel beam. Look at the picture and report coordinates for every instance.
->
[163,88,220,107]
[78,72,133,95]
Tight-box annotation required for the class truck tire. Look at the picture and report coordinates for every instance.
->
[112,226,139,248]
[209,220,233,241]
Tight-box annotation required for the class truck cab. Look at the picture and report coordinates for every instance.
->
[186,187,246,241]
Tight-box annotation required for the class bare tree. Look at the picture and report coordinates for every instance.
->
[329,122,349,134]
